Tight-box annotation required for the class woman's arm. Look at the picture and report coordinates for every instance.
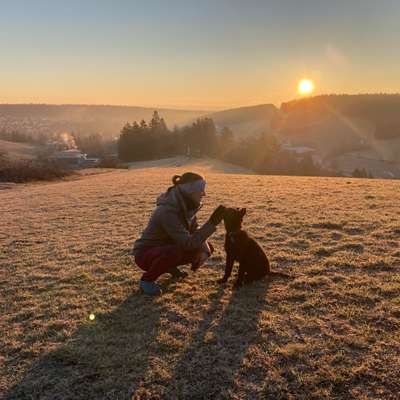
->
[159,209,216,251]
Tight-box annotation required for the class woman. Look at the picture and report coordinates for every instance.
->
[132,172,225,295]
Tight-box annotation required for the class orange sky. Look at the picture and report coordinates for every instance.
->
[1,1,400,110]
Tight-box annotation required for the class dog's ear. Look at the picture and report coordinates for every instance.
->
[240,208,246,217]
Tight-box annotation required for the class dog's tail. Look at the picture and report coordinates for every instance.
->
[268,271,291,279]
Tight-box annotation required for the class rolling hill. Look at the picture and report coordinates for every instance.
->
[206,103,279,137]
[2,95,400,178]
[273,94,400,177]
[278,94,400,161]
[0,104,208,138]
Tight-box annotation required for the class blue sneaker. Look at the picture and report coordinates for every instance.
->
[140,279,162,295]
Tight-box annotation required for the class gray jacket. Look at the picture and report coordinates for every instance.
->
[132,186,216,256]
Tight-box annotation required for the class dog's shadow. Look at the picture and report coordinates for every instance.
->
[154,277,273,399]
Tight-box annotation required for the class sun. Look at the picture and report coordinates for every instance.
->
[298,78,315,96]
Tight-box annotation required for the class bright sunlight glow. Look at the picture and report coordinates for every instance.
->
[298,79,315,96]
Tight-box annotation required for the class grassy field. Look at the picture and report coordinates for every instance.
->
[1,166,399,399]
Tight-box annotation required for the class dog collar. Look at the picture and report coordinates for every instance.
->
[227,230,241,242]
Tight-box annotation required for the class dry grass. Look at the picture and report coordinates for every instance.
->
[0,167,399,399]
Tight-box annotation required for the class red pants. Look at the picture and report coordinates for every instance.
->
[135,245,199,282]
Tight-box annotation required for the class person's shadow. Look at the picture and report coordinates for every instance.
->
[3,287,168,400]
[5,275,272,400]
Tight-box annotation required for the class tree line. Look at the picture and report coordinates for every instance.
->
[117,111,335,177]
[0,130,48,144]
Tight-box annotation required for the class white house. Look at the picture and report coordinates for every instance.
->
[51,149,87,166]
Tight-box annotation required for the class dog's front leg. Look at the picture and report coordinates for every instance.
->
[217,255,234,284]
[234,263,246,288]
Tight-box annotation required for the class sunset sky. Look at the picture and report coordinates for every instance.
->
[1,0,399,110]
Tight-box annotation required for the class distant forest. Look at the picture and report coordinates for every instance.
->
[117,111,335,177]
[0,130,47,144]
[281,94,400,140]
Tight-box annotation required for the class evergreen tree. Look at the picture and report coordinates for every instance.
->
[149,111,161,132]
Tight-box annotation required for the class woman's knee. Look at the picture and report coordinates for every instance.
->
[134,254,147,270]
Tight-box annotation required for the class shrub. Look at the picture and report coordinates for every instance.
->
[96,157,126,169]
[0,159,74,183]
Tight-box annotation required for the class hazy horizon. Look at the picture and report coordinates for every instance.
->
[3,91,400,113]
[0,101,213,112]
[2,0,400,109]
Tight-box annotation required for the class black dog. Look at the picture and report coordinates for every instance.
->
[218,207,289,287]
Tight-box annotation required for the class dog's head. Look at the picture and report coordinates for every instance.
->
[222,207,246,232]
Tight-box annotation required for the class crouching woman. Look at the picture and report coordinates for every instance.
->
[132,172,224,295]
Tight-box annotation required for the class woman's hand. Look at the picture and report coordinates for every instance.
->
[208,205,225,226]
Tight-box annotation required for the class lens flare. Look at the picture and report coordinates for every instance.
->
[89,313,95,321]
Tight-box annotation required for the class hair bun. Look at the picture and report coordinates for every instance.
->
[172,172,204,186]
[172,175,181,185]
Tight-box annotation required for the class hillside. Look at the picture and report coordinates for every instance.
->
[272,94,400,178]
[278,94,400,160]
[281,94,400,140]
[206,104,279,137]
[0,104,208,138]
[1,167,399,399]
